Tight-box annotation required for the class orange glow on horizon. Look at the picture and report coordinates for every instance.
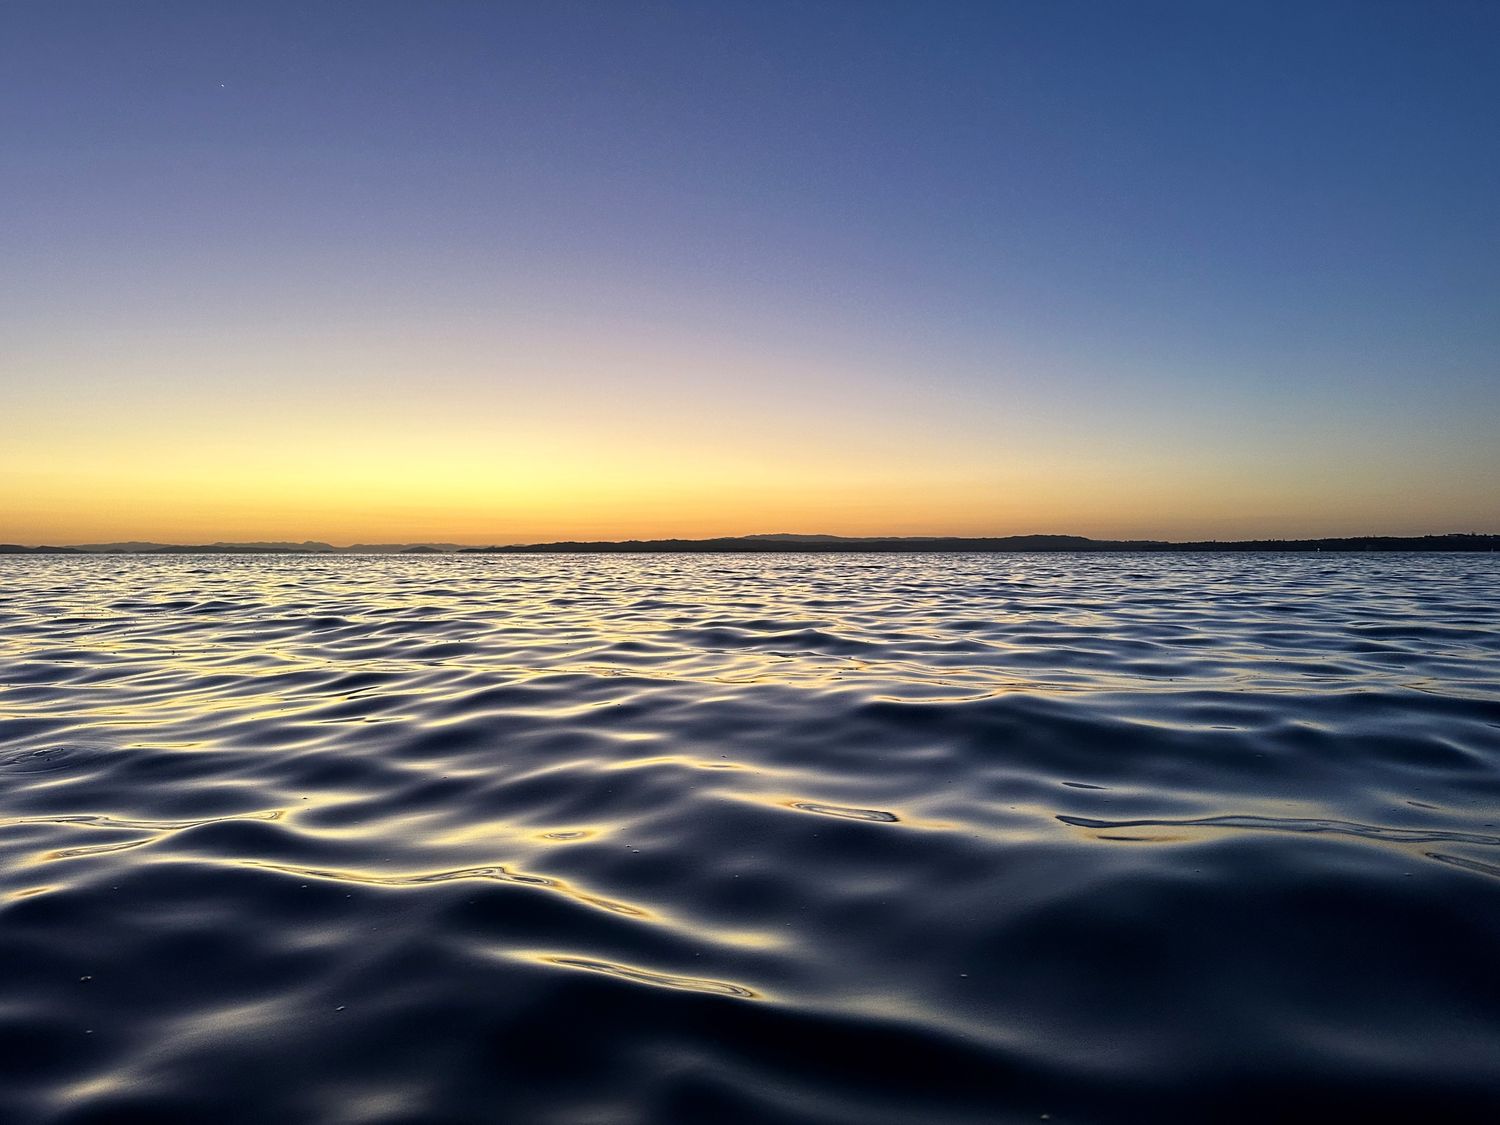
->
[5,350,1495,546]
[5,446,1491,547]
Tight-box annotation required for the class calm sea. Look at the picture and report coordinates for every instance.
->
[1,553,1497,1123]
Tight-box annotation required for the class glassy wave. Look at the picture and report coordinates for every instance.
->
[1,553,1497,1122]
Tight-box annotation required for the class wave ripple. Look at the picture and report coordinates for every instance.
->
[1,552,1498,1122]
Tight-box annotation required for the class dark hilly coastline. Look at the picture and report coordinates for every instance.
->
[3,533,1497,555]
[462,532,1500,553]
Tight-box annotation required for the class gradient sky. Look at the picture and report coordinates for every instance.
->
[3,1,1497,544]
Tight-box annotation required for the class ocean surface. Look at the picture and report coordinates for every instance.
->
[1,552,1497,1124]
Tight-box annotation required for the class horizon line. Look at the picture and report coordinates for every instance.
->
[4,530,1499,554]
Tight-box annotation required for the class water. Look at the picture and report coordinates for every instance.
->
[1,553,1497,1123]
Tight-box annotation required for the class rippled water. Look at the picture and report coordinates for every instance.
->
[1,553,1497,1123]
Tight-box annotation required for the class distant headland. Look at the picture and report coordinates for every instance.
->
[3,533,1497,554]
[462,533,1500,553]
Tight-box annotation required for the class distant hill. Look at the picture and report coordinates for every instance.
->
[464,534,1130,553]
[72,541,187,552]
[4,534,1496,555]
[740,533,874,542]
[348,543,467,554]
[461,533,1500,553]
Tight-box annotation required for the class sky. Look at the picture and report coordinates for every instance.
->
[3,1,1497,544]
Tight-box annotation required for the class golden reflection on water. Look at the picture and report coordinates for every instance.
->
[244,859,655,919]
[536,829,596,842]
[528,954,763,999]
[602,754,751,772]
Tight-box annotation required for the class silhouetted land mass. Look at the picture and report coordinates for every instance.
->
[4,534,1497,554]
[463,533,1500,553]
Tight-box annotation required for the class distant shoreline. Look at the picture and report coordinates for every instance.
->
[3,533,1497,555]
[460,533,1500,554]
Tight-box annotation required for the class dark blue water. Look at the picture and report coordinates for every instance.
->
[1,553,1497,1123]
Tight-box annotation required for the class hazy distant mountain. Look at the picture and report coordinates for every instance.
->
[462,534,1119,553]
[72,542,182,552]
[741,533,870,542]
[212,541,339,552]
[6,533,1495,555]
[345,543,467,554]
[461,533,1500,553]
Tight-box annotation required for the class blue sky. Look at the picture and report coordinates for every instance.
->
[3,2,1496,541]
